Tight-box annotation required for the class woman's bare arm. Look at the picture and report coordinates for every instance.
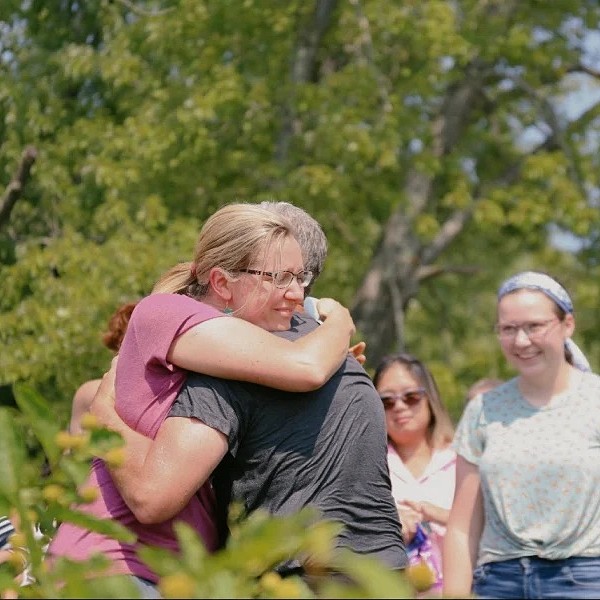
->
[442,456,483,597]
[90,362,228,523]
[170,298,355,392]
[92,299,355,519]
[69,379,101,435]
[401,499,450,527]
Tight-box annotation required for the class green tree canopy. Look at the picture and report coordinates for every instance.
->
[1,0,599,421]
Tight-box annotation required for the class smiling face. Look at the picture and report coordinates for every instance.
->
[228,233,305,332]
[496,289,574,378]
[375,363,432,447]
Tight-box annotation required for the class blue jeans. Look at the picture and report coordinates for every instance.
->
[131,576,162,599]
[473,556,600,599]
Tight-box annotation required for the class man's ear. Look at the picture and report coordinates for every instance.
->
[208,268,233,304]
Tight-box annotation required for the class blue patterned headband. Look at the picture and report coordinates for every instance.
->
[497,271,590,372]
[498,271,573,314]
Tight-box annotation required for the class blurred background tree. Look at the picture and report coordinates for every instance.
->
[1,0,599,422]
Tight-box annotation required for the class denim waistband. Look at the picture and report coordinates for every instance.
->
[493,555,600,567]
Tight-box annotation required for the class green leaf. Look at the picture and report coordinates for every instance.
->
[173,521,208,572]
[47,556,142,599]
[52,506,136,544]
[136,544,182,577]
[331,549,414,598]
[0,408,26,501]
[69,574,142,599]
[13,383,61,467]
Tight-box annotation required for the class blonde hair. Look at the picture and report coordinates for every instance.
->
[153,203,293,299]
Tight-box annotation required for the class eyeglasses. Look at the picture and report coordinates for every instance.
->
[495,318,559,340]
[380,388,426,410]
[239,269,313,289]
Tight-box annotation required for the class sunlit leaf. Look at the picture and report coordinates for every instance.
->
[0,408,26,501]
[13,384,61,467]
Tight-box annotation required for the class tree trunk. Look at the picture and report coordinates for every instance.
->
[351,65,487,366]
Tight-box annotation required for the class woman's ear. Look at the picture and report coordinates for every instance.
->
[564,312,575,338]
[208,268,233,305]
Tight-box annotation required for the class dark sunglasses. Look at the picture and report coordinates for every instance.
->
[380,388,426,409]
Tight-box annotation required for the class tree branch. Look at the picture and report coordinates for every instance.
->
[0,146,37,231]
[112,0,174,17]
[275,0,339,162]
[416,264,481,283]
[566,64,600,80]
[419,206,474,266]
[506,74,587,196]
[347,0,393,114]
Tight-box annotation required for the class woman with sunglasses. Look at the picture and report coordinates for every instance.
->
[373,353,455,595]
[444,271,600,599]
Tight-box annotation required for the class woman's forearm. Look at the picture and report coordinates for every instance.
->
[89,391,154,510]
[421,502,450,527]
[170,299,355,392]
[443,528,475,596]
[442,456,483,597]
[294,302,356,386]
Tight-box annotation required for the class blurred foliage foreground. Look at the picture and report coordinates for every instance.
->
[0,385,419,599]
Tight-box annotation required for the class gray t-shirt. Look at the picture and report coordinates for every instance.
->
[454,372,600,565]
[169,313,407,570]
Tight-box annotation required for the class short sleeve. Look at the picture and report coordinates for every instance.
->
[169,374,254,457]
[127,294,224,370]
[452,395,485,466]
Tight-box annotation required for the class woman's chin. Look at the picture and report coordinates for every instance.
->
[270,319,293,332]
[249,317,293,332]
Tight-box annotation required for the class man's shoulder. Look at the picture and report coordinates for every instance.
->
[274,312,319,341]
[183,370,247,393]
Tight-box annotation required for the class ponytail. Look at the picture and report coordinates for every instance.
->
[152,262,208,298]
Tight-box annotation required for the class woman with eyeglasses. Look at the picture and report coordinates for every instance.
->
[48,202,355,594]
[373,353,455,595]
[444,271,600,599]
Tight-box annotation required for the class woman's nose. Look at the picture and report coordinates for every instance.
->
[284,278,305,301]
[513,328,531,345]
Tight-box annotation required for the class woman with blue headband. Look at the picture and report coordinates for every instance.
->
[443,271,600,599]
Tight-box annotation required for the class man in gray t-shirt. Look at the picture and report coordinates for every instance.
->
[170,312,407,572]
